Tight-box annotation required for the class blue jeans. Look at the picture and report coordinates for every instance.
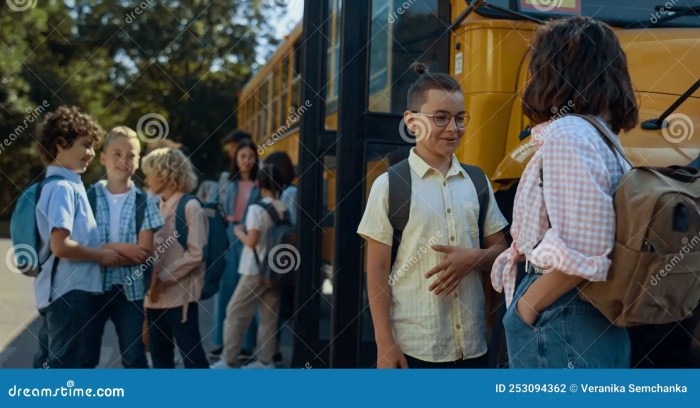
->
[81,286,148,368]
[212,229,257,349]
[34,290,94,369]
[503,272,630,368]
[147,303,209,368]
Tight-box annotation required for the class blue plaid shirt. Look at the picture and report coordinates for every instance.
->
[91,181,164,301]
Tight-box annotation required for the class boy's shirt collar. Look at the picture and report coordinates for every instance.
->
[408,147,465,179]
[96,179,140,194]
[46,165,81,183]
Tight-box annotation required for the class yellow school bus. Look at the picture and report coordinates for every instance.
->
[236,0,700,291]
[237,0,699,366]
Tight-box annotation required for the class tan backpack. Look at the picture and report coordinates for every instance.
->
[575,115,700,327]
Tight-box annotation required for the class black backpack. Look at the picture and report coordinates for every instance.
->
[251,201,298,287]
[387,159,491,266]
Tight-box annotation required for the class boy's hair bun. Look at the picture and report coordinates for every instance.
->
[406,63,461,111]
[412,62,428,76]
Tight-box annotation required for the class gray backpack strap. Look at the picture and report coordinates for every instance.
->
[461,164,490,248]
[387,159,412,266]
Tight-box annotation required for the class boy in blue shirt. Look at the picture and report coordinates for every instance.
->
[33,106,122,369]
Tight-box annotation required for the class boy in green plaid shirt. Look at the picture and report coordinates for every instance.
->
[81,126,163,368]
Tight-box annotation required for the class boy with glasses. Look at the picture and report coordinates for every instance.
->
[358,64,508,368]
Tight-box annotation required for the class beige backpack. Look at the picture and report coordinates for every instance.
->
[575,115,700,327]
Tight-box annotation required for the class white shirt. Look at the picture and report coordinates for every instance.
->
[357,148,508,362]
[238,197,287,276]
[104,190,129,243]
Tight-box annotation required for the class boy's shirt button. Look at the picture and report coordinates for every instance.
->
[450,236,455,242]
[446,208,451,213]
[442,181,447,187]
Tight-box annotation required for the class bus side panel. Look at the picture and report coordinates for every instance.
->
[451,21,535,176]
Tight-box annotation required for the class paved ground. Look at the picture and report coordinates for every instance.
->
[0,238,292,368]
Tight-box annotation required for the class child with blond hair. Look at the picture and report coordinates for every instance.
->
[141,147,209,368]
[81,126,163,368]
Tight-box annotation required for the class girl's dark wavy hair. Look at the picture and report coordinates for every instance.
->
[522,17,638,133]
[228,139,259,181]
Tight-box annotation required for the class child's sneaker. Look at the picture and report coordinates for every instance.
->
[241,360,275,369]
[210,360,236,369]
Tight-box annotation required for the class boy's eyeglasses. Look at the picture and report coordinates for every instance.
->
[411,110,470,128]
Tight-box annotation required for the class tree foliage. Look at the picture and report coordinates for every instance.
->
[0,0,279,216]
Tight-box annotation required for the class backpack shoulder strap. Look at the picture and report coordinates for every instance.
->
[175,194,198,249]
[39,174,72,302]
[461,164,490,248]
[387,159,412,266]
[264,201,283,225]
[134,189,147,234]
[252,200,284,226]
[571,114,633,168]
[86,183,98,215]
[34,175,66,208]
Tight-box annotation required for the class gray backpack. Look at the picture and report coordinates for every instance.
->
[252,201,298,286]
[387,159,491,266]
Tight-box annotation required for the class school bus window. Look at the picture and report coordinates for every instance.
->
[264,76,273,138]
[292,41,302,111]
[368,1,390,112]
[367,0,449,114]
[281,57,290,127]
[273,67,282,128]
[325,0,342,131]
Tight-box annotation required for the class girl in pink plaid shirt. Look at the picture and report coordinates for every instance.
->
[491,17,638,368]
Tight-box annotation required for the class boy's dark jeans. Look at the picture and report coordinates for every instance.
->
[147,303,208,368]
[33,290,94,369]
[81,286,148,368]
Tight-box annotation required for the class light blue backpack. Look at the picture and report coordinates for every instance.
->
[9,175,68,277]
